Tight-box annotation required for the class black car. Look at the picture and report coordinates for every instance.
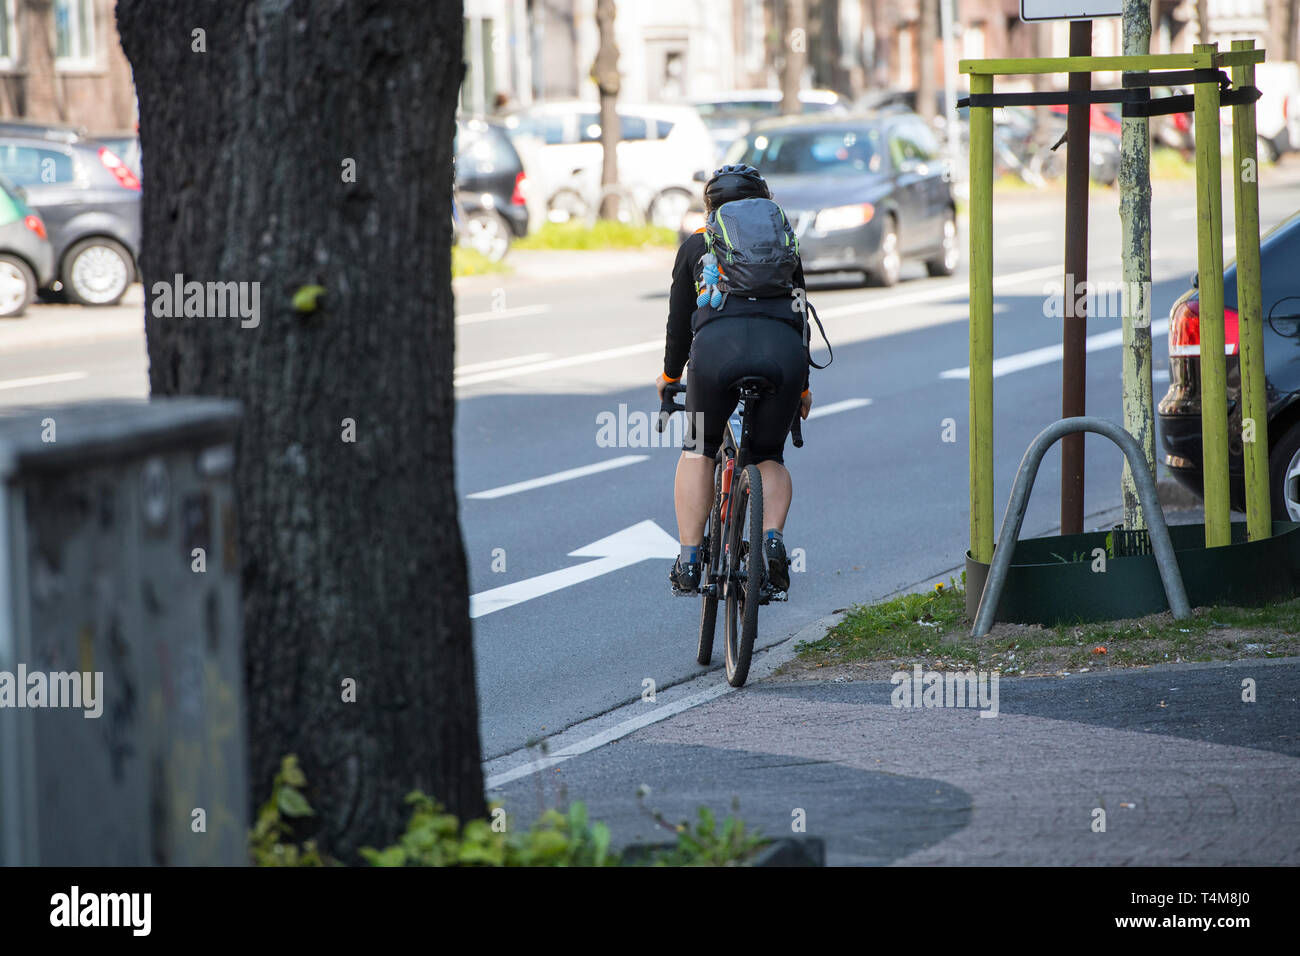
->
[0,121,140,306]
[724,112,958,286]
[454,117,530,261]
[1158,209,1300,520]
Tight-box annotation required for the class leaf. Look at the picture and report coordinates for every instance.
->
[292,284,327,313]
[277,786,313,818]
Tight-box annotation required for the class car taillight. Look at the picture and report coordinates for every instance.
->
[511,171,527,206]
[1168,297,1239,357]
[23,214,46,240]
[99,147,141,191]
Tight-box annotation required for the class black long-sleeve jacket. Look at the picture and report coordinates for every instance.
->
[663,230,810,390]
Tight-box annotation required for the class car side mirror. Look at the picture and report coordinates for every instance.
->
[1268,296,1300,337]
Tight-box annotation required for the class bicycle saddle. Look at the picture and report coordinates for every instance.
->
[730,375,777,394]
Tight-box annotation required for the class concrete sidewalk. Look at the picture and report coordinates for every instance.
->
[488,657,1300,865]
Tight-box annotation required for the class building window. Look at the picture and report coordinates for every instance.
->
[55,0,96,68]
[0,0,16,69]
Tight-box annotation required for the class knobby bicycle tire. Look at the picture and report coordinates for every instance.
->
[724,464,764,687]
[696,458,723,665]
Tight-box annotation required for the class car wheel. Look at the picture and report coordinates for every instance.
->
[648,188,693,231]
[63,237,133,306]
[0,254,35,318]
[461,210,512,262]
[869,216,901,287]
[547,188,588,224]
[1269,419,1300,522]
[926,209,959,277]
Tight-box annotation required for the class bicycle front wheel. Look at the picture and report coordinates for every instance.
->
[724,464,763,687]
[697,458,723,665]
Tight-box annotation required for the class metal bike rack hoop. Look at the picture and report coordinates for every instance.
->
[971,417,1191,638]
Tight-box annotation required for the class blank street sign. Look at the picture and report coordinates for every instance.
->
[1021,0,1122,20]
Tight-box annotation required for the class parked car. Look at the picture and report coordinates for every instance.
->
[454,117,531,261]
[691,89,846,162]
[0,174,54,317]
[0,121,140,306]
[723,111,958,286]
[1158,209,1300,520]
[502,101,713,230]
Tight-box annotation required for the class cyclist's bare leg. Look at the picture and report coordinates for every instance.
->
[756,460,792,531]
[674,450,714,545]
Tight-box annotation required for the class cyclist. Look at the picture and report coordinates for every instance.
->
[656,164,813,597]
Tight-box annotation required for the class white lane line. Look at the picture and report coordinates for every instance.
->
[0,371,88,391]
[816,264,1062,321]
[806,397,873,420]
[454,339,661,387]
[456,304,552,325]
[1001,230,1054,248]
[454,352,553,375]
[467,455,648,500]
[486,682,732,790]
[939,318,1171,380]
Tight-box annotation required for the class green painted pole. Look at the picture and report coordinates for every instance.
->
[969,71,995,564]
[1230,38,1271,540]
[1194,43,1232,548]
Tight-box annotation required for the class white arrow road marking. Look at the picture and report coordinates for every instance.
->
[939,318,1171,380]
[456,304,552,325]
[806,397,872,420]
[469,518,678,619]
[0,371,88,391]
[467,454,648,500]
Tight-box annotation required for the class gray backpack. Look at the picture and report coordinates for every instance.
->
[703,197,799,298]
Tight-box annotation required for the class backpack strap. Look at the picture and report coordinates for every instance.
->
[805,300,833,370]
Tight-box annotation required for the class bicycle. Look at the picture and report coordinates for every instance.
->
[658,378,803,687]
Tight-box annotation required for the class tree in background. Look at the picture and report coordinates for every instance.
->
[116,0,487,858]
[781,0,808,116]
[917,0,938,122]
[594,0,621,219]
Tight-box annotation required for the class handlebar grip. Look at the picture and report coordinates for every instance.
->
[791,412,804,448]
[657,382,685,432]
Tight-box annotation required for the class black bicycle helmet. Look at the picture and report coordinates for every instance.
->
[703,163,771,213]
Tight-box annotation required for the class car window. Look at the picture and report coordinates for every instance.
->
[734,128,883,176]
[509,112,566,145]
[654,119,676,138]
[456,126,518,175]
[0,143,76,187]
[577,113,648,142]
[889,120,940,167]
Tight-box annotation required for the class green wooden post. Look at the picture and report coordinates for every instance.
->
[1194,43,1232,548]
[969,71,995,564]
[1230,39,1271,540]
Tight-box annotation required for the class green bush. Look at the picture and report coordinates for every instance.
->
[514,220,678,251]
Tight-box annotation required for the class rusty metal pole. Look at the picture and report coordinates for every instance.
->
[1061,19,1092,535]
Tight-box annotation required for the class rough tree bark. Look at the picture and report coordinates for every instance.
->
[917,0,938,122]
[116,0,487,858]
[1119,0,1155,529]
[781,0,807,116]
[593,0,621,220]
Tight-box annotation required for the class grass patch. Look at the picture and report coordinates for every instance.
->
[1150,146,1196,181]
[452,245,510,277]
[786,578,1300,679]
[514,220,678,251]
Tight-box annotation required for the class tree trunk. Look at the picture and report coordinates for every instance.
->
[917,0,938,122]
[1195,0,1209,44]
[115,0,487,859]
[1288,0,1300,63]
[1119,0,1155,529]
[781,0,807,115]
[593,0,621,220]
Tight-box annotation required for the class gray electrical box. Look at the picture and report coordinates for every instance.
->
[0,399,246,865]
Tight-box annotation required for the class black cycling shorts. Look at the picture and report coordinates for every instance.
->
[684,315,806,464]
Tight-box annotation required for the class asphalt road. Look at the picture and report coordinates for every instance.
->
[4,165,1300,763]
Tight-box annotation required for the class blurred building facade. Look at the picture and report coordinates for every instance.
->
[464,0,1297,111]
[0,0,136,131]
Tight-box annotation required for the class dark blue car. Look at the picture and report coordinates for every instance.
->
[724,111,958,287]
[1158,209,1300,520]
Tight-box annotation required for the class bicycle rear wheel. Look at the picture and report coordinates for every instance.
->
[696,459,723,665]
[723,464,763,687]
